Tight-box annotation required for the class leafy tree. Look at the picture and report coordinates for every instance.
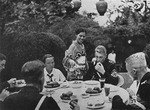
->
[1,32,67,78]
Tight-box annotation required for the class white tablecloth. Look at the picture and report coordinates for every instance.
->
[43,81,129,110]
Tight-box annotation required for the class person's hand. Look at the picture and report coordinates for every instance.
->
[70,100,80,110]
[69,59,76,67]
[111,70,118,77]
[95,62,105,74]
[126,88,137,104]
[7,78,16,88]
[109,60,115,64]
[0,89,10,101]
[69,59,77,71]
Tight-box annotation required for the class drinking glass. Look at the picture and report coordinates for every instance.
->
[99,78,105,88]
[104,87,110,96]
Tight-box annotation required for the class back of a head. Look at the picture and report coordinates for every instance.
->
[0,53,7,61]
[21,60,45,84]
[125,52,147,70]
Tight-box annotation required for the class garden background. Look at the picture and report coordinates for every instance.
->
[1,0,150,82]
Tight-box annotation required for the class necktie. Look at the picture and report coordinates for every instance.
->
[47,74,53,81]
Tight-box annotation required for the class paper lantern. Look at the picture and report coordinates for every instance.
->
[133,1,144,11]
[71,0,81,11]
[96,0,108,16]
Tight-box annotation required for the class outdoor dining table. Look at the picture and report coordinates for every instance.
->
[42,80,129,110]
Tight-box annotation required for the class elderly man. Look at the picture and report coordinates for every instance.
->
[125,52,150,109]
[2,60,60,110]
[112,52,150,110]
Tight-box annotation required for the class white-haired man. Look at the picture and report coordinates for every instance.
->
[112,52,150,110]
[125,52,150,109]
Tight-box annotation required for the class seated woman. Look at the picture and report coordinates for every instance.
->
[42,54,66,86]
[2,60,60,110]
[84,45,123,86]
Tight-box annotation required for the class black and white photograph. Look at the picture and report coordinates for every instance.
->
[0,0,150,110]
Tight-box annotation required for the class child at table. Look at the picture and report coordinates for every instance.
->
[42,54,66,85]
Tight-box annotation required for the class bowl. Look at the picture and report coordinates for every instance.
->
[69,80,83,88]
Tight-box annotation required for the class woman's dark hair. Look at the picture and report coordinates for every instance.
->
[0,53,7,61]
[21,60,45,84]
[42,54,54,63]
[75,28,86,35]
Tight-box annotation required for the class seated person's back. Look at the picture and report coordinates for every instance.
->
[2,60,60,110]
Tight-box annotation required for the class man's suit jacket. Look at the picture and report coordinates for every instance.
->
[84,59,119,85]
[2,86,60,110]
[138,72,150,109]
[0,81,9,93]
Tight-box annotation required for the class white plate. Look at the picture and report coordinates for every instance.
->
[15,83,26,88]
[87,103,105,109]
[88,93,100,96]
[15,79,26,87]
[84,80,99,85]
[117,74,124,87]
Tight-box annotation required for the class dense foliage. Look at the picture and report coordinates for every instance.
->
[1,0,150,80]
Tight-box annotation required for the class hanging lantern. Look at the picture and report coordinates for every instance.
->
[133,1,144,11]
[70,0,81,11]
[96,0,108,16]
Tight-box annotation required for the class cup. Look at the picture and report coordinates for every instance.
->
[104,87,110,96]
[99,78,105,88]
[70,95,78,103]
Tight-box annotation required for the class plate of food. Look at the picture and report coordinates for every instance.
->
[44,81,60,88]
[60,91,73,103]
[69,80,83,88]
[84,80,99,85]
[85,87,102,96]
[81,93,90,98]
[15,79,26,88]
[87,99,105,109]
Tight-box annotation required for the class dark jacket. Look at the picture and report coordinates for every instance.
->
[0,81,9,93]
[2,86,60,110]
[138,72,150,109]
[84,59,118,85]
[112,72,150,110]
